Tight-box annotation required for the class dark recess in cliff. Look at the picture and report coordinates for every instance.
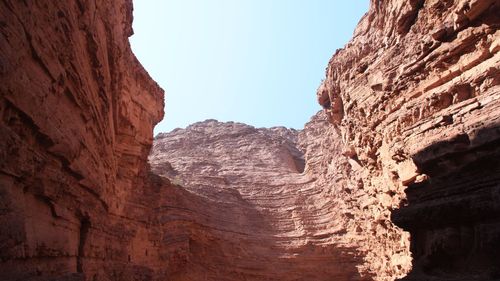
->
[393,125,500,281]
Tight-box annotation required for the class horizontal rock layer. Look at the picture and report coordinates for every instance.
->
[150,119,369,280]
[0,1,166,280]
[1,0,499,280]
[317,0,500,279]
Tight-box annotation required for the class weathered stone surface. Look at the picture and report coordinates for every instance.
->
[316,0,500,280]
[147,114,410,280]
[1,0,498,280]
[150,119,369,280]
[299,112,413,280]
[0,1,166,280]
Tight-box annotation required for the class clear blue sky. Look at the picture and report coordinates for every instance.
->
[130,0,368,134]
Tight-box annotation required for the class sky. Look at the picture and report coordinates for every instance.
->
[130,0,369,134]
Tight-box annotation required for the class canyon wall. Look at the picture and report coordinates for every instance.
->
[0,1,167,280]
[146,114,410,280]
[317,0,500,280]
[150,120,370,280]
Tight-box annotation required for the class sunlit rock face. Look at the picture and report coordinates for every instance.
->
[149,119,370,281]
[317,0,500,280]
[148,113,411,281]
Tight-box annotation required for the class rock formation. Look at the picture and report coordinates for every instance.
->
[147,114,410,280]
[0,1,166,280]
[149,119,369,280]
[0,0,499,280]
[317,0,500,280]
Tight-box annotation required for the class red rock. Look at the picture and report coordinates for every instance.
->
[316,0,500,280]
[0,1,165,280]
[1,0,499,280]
[150,120,367,280]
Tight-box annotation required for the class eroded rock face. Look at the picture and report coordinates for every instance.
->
[1,0,498,280]
[150,119,369,280]
[147,114,411,280]
[0,1,166,280]
[316,0,500,280]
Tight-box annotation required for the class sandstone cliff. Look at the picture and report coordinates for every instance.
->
[0,1,166,280]
[146,115,409,280]
[317,0,500,280]
[149,119,369,280]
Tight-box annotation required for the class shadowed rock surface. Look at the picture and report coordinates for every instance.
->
[0,1,166,280]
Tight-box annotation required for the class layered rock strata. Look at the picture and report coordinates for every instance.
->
[150,119,370,280]
[317,0,500,280]
[0,1,386,280]
[0,1,166,280]
[1,0,499,280]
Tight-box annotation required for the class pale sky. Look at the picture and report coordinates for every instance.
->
[130,1,369,134]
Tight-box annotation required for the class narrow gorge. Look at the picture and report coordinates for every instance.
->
[0,1,499,281]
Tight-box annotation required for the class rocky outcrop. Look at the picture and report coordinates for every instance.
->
[147,116,410,280]
[317,0,500,280]
[149,119,368,280]
[0,1,166,280]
